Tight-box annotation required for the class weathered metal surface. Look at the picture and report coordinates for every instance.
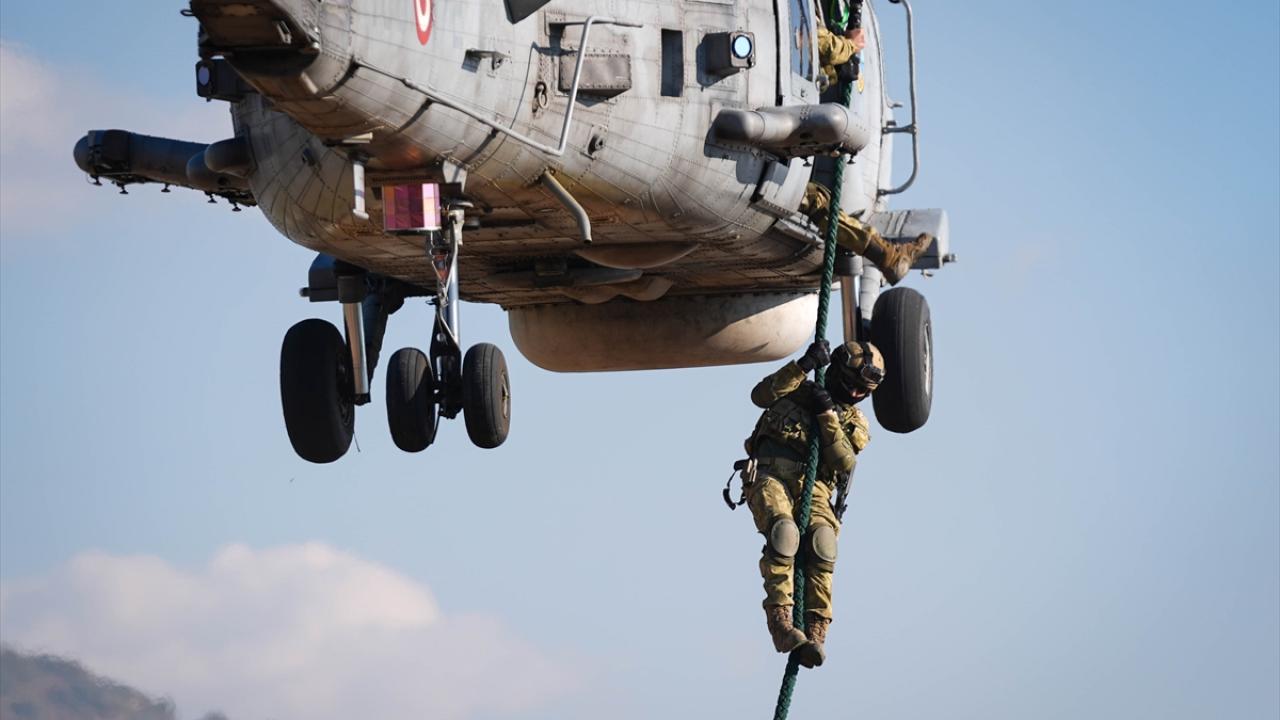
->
[75,0,948,372]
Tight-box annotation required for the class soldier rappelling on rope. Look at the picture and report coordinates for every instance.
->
[727,339,885,667]
[719,2,944,693]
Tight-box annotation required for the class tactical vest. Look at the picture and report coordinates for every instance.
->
[744,389,870,485]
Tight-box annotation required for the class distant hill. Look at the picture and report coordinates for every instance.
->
[0,647,227,720]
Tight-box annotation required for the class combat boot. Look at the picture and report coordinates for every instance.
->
[861,232,934,285]
[765,605,807,653]
[802,186,933,286]
[794,613,831,668]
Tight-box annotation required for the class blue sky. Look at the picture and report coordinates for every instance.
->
[1,2,1277,719]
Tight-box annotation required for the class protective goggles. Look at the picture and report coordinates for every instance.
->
[839,342,883,388]
[856,362,884,387]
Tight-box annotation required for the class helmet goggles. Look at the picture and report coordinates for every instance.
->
[833,341,884,392]
[855,361,884,388]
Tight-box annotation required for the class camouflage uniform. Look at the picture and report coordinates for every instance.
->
[808,26,933,284]
[800,182,933,285]
[816,26,864,87]
[744,360,871,621]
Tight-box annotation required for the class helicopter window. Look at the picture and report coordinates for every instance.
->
[505,0,552,24]
[788,0,814,79]
[661,30,684,97]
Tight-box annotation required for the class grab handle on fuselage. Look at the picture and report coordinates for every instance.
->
[879,0,920,197]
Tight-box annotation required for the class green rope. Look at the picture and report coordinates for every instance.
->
[826,0,850,33]
[771,66,856,720]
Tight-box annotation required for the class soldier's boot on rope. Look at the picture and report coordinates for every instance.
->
[795,613,831,669]
[766,605,808,653]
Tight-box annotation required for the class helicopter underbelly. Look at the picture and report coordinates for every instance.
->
[239,96,828,311]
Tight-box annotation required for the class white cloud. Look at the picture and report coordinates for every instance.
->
[0,41,232,244]
[0,543,577,720]
[0,42,64,156]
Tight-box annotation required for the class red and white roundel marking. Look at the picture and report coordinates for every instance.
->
[414,0,433,45]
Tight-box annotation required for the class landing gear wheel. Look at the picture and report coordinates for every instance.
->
[280,318,354,463]
[386,347,437,453]
[462,343,511,449]
[870,287,933,434]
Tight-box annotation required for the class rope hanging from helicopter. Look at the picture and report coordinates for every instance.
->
[770,0,861,717]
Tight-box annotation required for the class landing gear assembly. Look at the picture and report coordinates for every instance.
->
[280,318,355,464]
[838,254,934,434]
[278,201,510,463]
[870,287,932,433]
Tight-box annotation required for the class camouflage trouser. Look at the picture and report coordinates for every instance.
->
[799,183,881,255]
[746,470,841,620]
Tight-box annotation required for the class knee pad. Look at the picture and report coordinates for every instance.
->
[808,525,838,571]
[766,518,800,559]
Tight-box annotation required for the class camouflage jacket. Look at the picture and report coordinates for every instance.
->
[745,360,870,485]
[817,26,860,84]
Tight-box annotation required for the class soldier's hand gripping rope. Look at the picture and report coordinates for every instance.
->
[796,339,832,374]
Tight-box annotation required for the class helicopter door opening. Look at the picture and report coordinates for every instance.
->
[742,0,819,230]
[777,0,819,106]
[747,0,821,220]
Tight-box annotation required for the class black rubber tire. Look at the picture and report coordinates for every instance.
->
[462,343,511,449]
[870,287,933,434]
[385,347,437,453]
[280,319,354,463]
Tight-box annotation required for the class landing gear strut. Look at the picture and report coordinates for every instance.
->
[279,197,511,463]
[279,263,372,464]
[391,200,512,451]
